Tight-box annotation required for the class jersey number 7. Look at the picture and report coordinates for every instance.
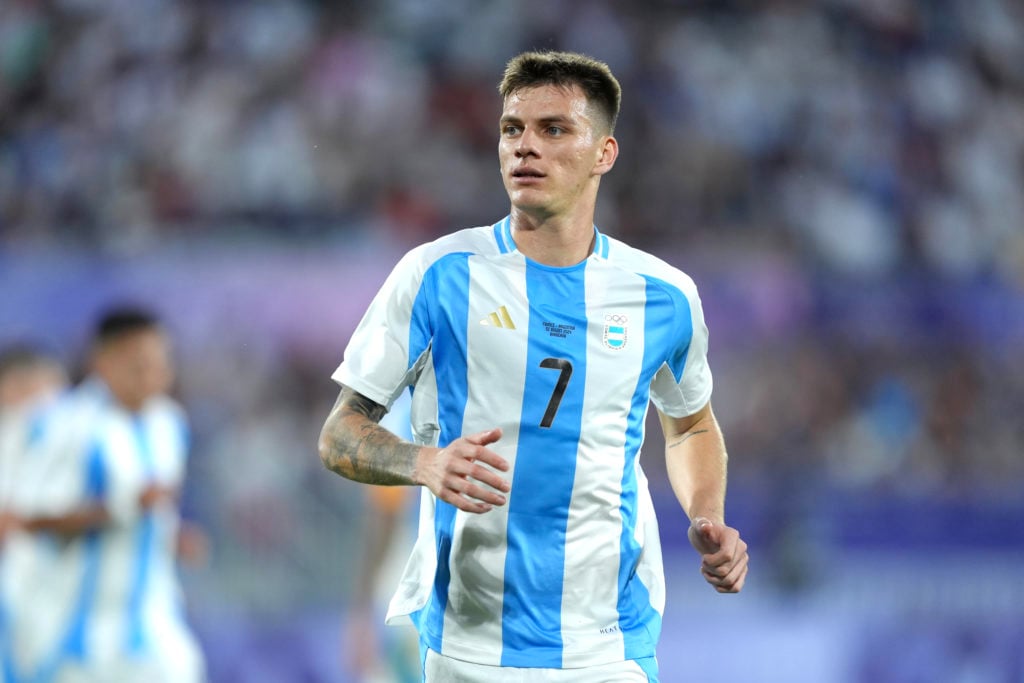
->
[539,358,573,428]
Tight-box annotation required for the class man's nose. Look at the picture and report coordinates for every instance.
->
[515,129,538,157]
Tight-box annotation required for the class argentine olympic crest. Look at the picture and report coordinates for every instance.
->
[602,313,628,350]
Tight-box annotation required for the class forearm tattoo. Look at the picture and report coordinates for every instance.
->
[666,429,709,450]
[319,386,420,486]
[341,389,387,423]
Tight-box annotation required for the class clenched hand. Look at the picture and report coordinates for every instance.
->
[688,517,749,593]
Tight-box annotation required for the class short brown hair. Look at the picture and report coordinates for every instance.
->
[499,51,621,133]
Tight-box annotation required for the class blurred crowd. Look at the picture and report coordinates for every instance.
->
[1,0,1023,280]
[2,0,1023,620]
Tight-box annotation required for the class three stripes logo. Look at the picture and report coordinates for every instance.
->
[480,305,516,329]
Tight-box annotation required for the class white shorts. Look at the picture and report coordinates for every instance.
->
[423,648,658,682]
[48,649,206,683]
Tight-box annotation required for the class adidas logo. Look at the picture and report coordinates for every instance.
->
[480,305,516,329]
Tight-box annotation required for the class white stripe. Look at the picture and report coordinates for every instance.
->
[439,254,529,663]
[633,464,665,616]
[385,348,440,624]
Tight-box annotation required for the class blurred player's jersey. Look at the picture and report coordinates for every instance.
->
[333,217,712,668]
[1,389,66,682]
[1,384,95,683]
[2,380,205,683]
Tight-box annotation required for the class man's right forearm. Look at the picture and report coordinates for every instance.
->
[21,504,111,537]
[317,387,423,486]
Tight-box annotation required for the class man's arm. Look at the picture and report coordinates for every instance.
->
[318,385,419,485]
[2,504,111,540]
[318,385,512,513]
[660,401,749,593]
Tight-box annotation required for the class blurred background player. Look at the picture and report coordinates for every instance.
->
[0,343,68,522]
[0,308,206,683]
[0,344,69,682]
[346,388,419,683]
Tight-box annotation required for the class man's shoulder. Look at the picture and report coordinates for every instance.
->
[396,223,504,275]
[417,224,501,259]
[602,235,699,295]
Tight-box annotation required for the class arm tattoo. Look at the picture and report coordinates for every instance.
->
[341,389,387,422]
[666,429,709,450]
[319,386,420,486]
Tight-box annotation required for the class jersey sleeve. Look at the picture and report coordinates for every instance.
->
[149,399,190,487]
[648,278,714,418]
[16,397,96,517]
[332,246,431,409]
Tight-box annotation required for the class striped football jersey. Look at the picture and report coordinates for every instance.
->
[3,380,204,683]
[333,216,713,668]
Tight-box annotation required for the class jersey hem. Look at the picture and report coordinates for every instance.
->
[417,629,655,669]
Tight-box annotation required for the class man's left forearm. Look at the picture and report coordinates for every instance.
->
[662,404,728,523]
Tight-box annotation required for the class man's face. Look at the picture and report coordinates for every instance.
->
[0,364,65,411]
[94,328,173,412]
[498,83,613,218]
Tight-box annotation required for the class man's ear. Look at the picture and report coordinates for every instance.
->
[594,135,618,176]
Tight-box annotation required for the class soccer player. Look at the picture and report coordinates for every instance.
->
[0,309,206,683]
[0,345,68,682]
[0,344,68,524]
[319,51,749,681]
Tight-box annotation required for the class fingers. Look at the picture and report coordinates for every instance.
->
[695,525,749,593]
[462,429,510,471]
[445,462,508,504]
[436,466,506,513]
[463,427,504,449]
[688,517,721,555]
[701,546,749,593]
[431,431,511,514]
[466,459,511,494]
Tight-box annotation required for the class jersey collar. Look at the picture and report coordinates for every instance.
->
[492,216,610,259]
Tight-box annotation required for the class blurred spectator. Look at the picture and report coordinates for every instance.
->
[0,1,1021,282]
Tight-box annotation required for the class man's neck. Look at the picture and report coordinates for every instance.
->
[509,209,596,267]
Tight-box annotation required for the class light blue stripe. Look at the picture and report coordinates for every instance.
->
[492,217,512,254]
[616,277,688,659]
[415,254,472,651]
[2,650,17,683]
[492,222,505,253]
[501,259,588,667]
[126,417,156,654]
[38,442,108,680]
[418,638,429,681]
[596,228,610,258]
[1,601,16,683]
[500,216,515,253]
[644,275,694,382]
[26,414,47,448]
[58,532,102,660]
[635,655,661,681]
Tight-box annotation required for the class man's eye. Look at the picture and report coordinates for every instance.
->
[547,127,564,136]
[503,125,521,136]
